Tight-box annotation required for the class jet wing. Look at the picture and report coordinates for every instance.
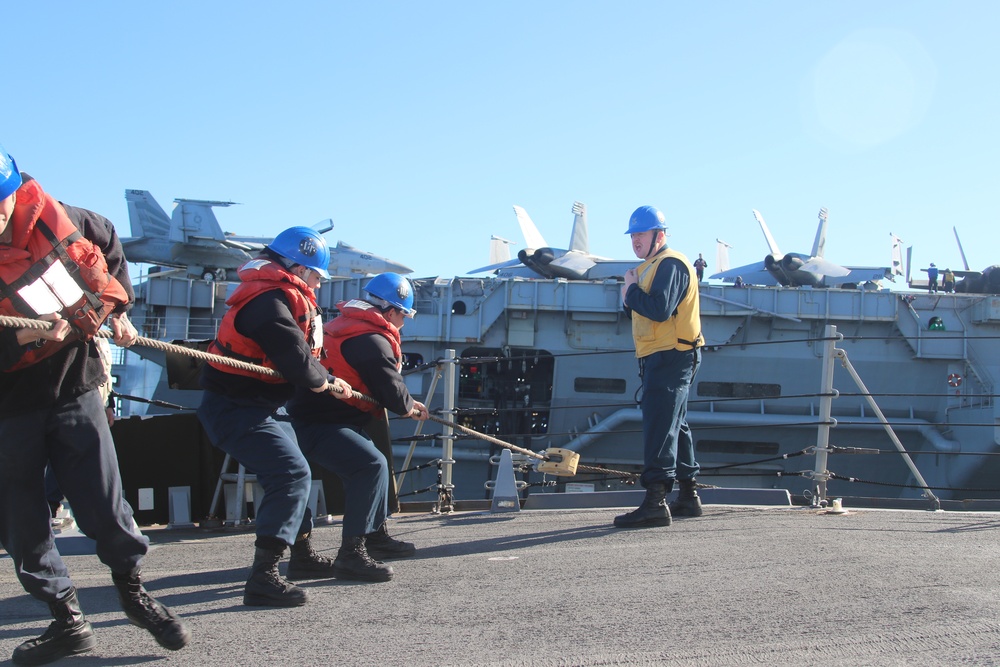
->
[469,258,524,274]
[710,261,777,286]
[550,251,601,273]
[828,266,895,284]
[798,257,851,278]
[545,251,600,281]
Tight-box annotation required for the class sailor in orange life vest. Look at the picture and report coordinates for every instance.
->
[286,273,428,582]
[197,226,353,608]
[616,205,705,529]
[0,145,190,666]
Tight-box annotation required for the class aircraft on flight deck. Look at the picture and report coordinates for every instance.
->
[470,201,639,280]
[710,208,898,288]
[911,227,1000,294]
[120,190,413,281]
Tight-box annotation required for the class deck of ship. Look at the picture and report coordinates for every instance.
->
[3,502,1000,666]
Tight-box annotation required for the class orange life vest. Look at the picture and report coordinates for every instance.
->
[206,258,322,383]
[0,180,129,371]
[322,299,402,414]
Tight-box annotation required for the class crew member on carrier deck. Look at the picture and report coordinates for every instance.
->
[197,226,353,607]
[0,144,190,665]
[287,272,428,583]
[616,205,705,529]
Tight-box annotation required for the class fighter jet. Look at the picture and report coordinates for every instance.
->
[121,190,412,281]
[470,202,638,280]
[710,208,896,288]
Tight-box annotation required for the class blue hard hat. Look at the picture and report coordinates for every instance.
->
[364,272,416,317]
[0,146,22,201]
[267,226,331,279]
[625,205,668,234]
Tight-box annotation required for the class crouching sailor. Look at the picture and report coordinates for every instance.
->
[197,226,353,607]
[287,272,428,583]
[0,145,190,665]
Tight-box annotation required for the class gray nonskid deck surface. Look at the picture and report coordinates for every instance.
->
[2,506,999,666]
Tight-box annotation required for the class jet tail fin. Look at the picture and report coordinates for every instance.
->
[567,201,588,253]
[489,235,514,265]
[811,207,829,258]
[512,205,548,250]
[170,198,237,244]
[125,190,172,238]
[953,227,970,271]
[751,209,782,256]
[715,238,733,273]
[890,233,906,277]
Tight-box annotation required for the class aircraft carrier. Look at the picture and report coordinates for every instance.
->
[113,271,1000,511]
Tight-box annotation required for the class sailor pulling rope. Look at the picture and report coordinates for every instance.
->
[0,314,638,481]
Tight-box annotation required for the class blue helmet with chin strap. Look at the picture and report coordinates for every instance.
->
[364,272,416,317]
[625,205,668,235]
[267,226,331,279]
[0,145,22,201]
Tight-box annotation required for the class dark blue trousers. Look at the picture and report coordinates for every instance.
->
[0,389,148,602]
[198,391,312,547]
[292,419,389,538]
[638,347,701,489]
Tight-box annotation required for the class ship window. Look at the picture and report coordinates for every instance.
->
[452,300,467,315]
[574,377,627,394]
[697,440,780,456]
[698,381,780,398]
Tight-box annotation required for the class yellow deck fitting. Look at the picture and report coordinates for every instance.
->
[537,448,581,477]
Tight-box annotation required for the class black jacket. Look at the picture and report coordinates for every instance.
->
[287,331,415,428]
[0,203,135,415]
[199,289,329,408]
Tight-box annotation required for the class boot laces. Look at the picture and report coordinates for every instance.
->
[300,544,335,566]
[349,540,379,566]
[126,586,173,624]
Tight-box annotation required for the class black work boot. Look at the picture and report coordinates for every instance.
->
[245,546,308,607]
[111,569,190,651]
[668,478,704,518]
[12,588,96,666]
[365,523,416,560]
[333,536,394,582]
[613,483,672,528]
[287,534,338,581]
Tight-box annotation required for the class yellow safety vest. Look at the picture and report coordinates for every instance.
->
[631,247,703,358]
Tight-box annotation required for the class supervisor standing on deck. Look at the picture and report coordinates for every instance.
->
[0,145,190,666]
[197,227,352,608]
[616,205,705,529]
[288,272,427,583]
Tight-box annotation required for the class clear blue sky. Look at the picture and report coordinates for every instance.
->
[4,2,997,282]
